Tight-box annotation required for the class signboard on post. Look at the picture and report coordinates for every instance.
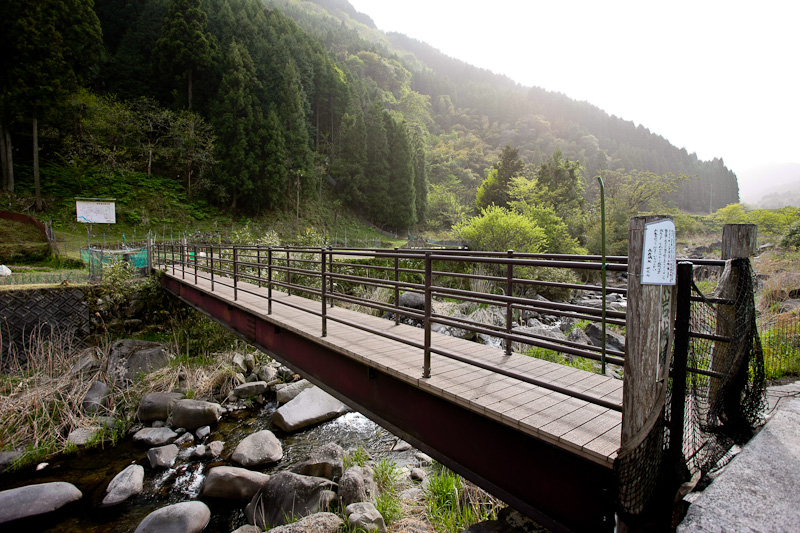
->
[641,219,676,285]
[76,198,116,224]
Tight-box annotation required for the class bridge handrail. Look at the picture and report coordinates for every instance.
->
[153,242,631,411]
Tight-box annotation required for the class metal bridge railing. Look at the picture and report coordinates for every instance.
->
[152,243,629,411]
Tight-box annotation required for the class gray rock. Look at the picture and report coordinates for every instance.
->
[265,512,343,533]
[0,482,82,524]
[107,339,170,384]
[431,313,475,340]
[414,452,433,466]
[232,352,255,374]
[67,427,99,446]
[409,468,427,482]
[232,381,270,399]
[171,399,223,430]
[389,440,412,452]
[133,427,178,446]
[202,466,270,500]
[208,440,225,457]
[275,379,315,404]
[257,365,278,382]
[292,442,345,481]
[585,323,626,352]
[195,426,211,440]
[147,444,179,469]
[276,365,297,381]
[101,464,144,506]
[70,349,100,375]
[398,291,425,310]
[339,465,378,507]
[191,445,207,458]
[174,432,194,447]
[346,501,387,533]
[245,472,337,528]
[0,451,22,474]
[133,501,210,533]
[232,430,283,467]
[231,526,262,533]
[567,327,593,346]
[272,387,350,432]
[137,392,185,422]
[82,381,110,414]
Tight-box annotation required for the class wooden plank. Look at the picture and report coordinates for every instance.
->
[560,411,622,448]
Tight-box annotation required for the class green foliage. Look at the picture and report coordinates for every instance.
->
[475,145,523,211]
[782,221,800,249]
[344,445,370,469]
[424,464,498,533]
[455,205,546,253]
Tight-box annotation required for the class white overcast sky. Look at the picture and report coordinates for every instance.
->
[347,0,798,179]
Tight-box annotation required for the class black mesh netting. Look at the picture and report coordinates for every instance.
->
[615,257,767,518]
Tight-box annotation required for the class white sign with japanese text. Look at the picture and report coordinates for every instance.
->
[641,219,676,285]
[76,200,116,224]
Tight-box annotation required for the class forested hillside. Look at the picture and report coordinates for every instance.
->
[1,0,739,243]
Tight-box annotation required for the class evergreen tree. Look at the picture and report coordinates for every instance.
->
[364,101,389,222]
[262,108,288,210]
[475,145,524,211]
[279,59,312,200]
[533,148,585,239]
[211,40,264,210]
[384,113,416,229]
[154,0,217,110]
[411,127,428,224]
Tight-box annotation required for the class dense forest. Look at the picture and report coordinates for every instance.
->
[1,0,740,244]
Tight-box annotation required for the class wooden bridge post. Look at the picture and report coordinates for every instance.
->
[619,215,676,531]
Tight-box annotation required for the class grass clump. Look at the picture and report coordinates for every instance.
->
[424,463,502,533]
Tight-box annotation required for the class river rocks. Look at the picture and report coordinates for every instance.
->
[339,465,378,507]
[0,451,22,474]
[245,472,337,528]
[147,444,179,469]
[137,392,185,422]
[267,512,343,533]
[70,348,101,375]
[0,481,82,524]
[231,381,269,399]
[398,291,425,310]
[171,399,223,430]
[107,339,171,384]
[232,430,283,467]
[585,323,626,352]
[133,427,178,446]
[257,364,278,382]
[67,427,99,446]
[232,352,255,374]
[195,426,211,440]
[82,381,110,414]
[346,501,387,533]
[272,387,350,432]
[133,501,210,533]
[202,466,270,500]
[292,442,345,481]
[275,379,314,404]
[102,464,144,506]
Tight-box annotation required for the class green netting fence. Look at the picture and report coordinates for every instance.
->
[81,247,149,281]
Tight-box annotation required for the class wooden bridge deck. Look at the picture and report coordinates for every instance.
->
[161,268,622,467]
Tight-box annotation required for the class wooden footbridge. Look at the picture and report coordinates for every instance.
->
[151,221,759,533]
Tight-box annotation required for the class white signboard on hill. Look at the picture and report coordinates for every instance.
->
[76,199,116,224]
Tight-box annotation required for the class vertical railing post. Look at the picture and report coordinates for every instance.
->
[147,233,153,274]
[267,246,273,314]
[668,262,692,491]
[181,240,186,279]
[423,251,432,378]
[394,247,400,326]
[257,247,262,288]
[286,248,291,296]
[171,243,175,275]
[321,248,327,337]
[328,246,335,308]
[505,249,514,356]
[210,245,215,291]
[233,245,238,301]
[194,244,198,284]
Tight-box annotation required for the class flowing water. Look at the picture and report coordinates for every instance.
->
[0,402,416,532]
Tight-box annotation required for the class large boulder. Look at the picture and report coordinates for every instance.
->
[133,501,210,533]
[107,339,170,384]
[171,399,223,430]
[231,381,269,399]
[272,387,350,432]
[67,427,100,446]
[231,430,283,467]
[292,442,345,482]
[398,291,425,310]
[585,323,626,352]
[133,427,178,446]
[245,472,337,528]
[346,502,387,533]
[266,512,343,533]
[102,464,145,506]
[137,392,185,422]
[0,482,82,524]
[339,465,378,507]
[202,466,270,500]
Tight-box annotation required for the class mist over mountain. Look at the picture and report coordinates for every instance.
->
[739,163,800,208]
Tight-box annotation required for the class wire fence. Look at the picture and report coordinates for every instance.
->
[759,313,800,379]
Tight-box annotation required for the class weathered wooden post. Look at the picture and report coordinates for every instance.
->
[618,215,677,531]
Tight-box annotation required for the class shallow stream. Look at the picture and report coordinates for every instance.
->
[0,402,414,532]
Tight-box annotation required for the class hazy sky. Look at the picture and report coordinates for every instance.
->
[347,0,797,179]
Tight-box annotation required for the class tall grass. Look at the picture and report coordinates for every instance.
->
[424,464,502,533]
